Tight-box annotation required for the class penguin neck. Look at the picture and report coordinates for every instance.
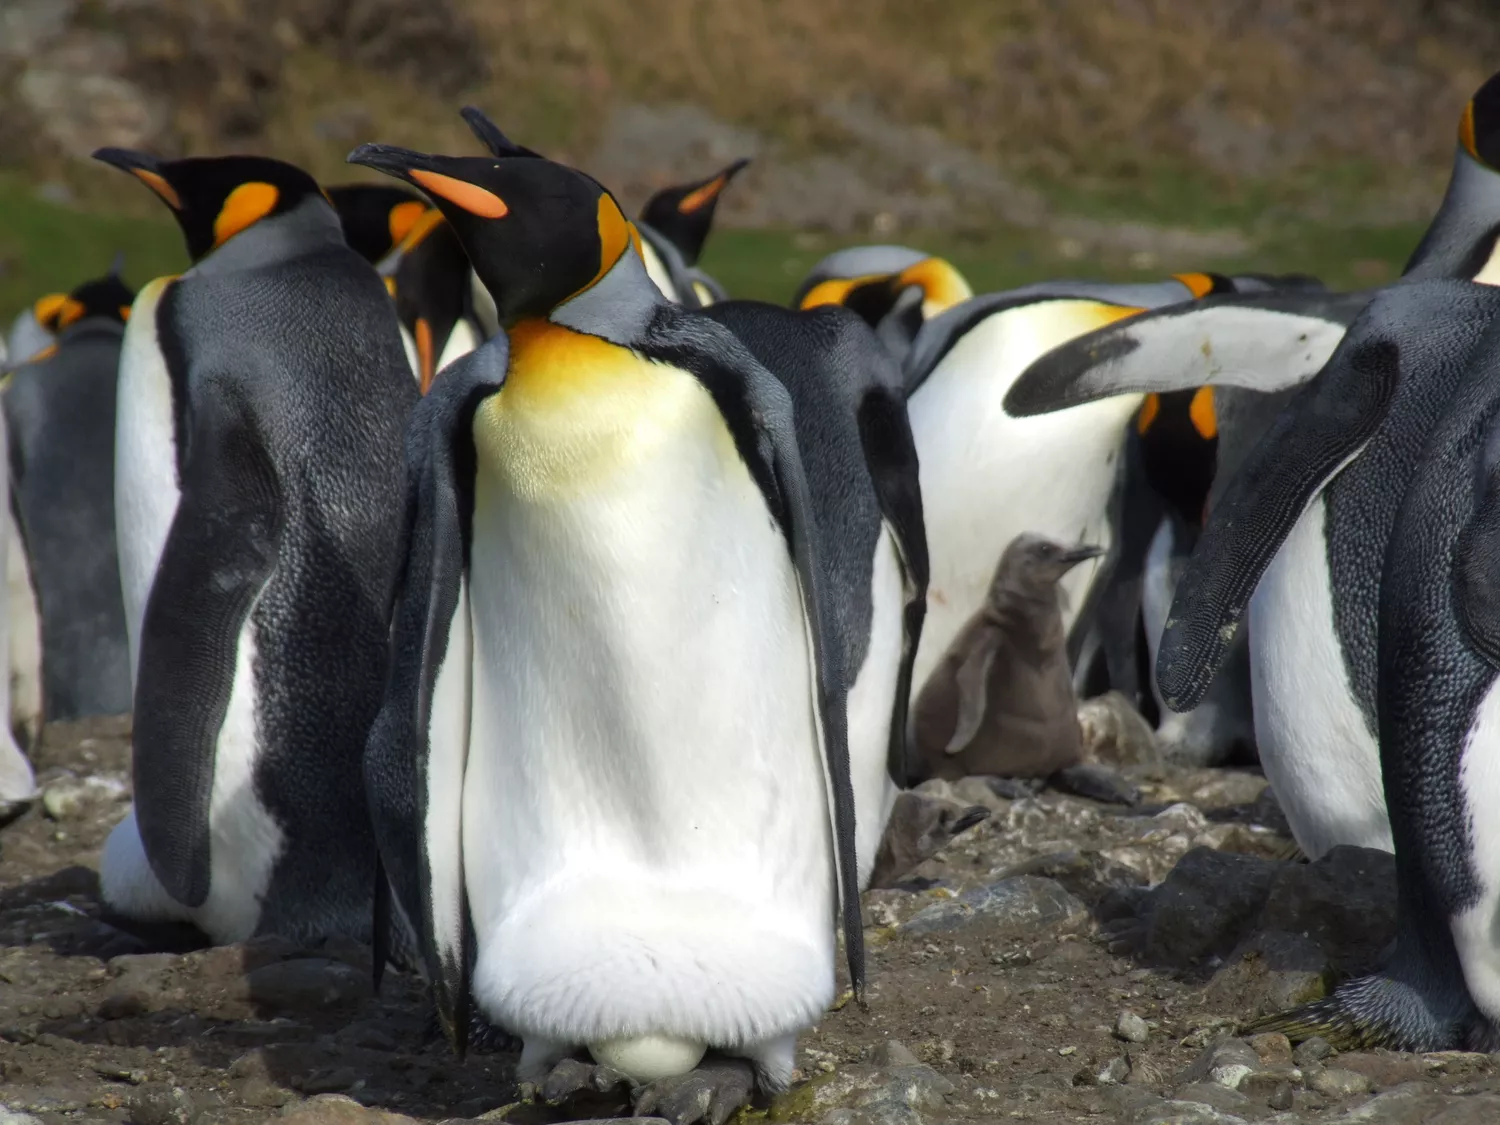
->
[191,197,347,278]
[1402,150,1500,282]
[547,245,665,345]
[982,586,1065,654]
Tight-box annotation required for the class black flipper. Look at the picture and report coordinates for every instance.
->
[363,337,509,1058]
[132,386,284,908]
[646,312,866,1001]
[1004,289,1373,417]
[856,385,930,785]
[1155,335,1402,712]
[459,106,545,160]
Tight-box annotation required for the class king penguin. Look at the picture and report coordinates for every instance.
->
[353,122,887,1122]
[92,148,418,946]
[1005,71,1500,858]
[636,158,749,308]
[1247,294,1500,1052]
[5,267,136,721]
[326,182,430,265]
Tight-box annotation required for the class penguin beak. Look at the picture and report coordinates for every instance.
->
[349,146,511,220]
[347,144,438,182]
[93,148,182,210]
[1059,544,1105,567]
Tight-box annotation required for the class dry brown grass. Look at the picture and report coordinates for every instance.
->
[13,0,1500,225]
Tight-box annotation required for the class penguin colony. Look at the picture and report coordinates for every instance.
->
[4,67,1500,1121]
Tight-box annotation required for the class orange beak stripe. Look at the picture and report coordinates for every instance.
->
[677,174,728,214]
[410,169,509,219]
[133,169,182,210]
[415,318,436,395]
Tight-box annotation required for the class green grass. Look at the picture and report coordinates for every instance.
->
[0,178,186,326]
[1,174,1428,326]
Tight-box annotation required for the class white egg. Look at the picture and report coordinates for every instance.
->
[588,1034,707,1083]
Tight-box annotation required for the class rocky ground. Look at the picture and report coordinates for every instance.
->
[1,714,1497,1125]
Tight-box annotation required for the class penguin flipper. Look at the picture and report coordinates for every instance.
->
[1156,334,1402,712]
[1004,289,1374,417]
[646,312,866,1001]
[132,390,284,910]
[856,384,930,786]
[363,339,506,1059]
[945,630,1003,754]
[1455,411,1500,667]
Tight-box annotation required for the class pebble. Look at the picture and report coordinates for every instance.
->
[900,875,1089,936]
[1116,1009,1150,1043]
[1292,1036,1333,1065]
[278,1095,421,1125]
[870,1040,921,1068]
[1136,1102,1249,1125]
[1097,1056,1131,1085]
[1309,1066,1372,1099]
[1174,1081,1251,1114]
[39,774,126,820]
[126,1084,195,1125]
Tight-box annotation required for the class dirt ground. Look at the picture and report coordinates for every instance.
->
[3,716,1499,1125]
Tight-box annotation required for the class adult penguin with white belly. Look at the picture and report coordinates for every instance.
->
[635,157,749,308]
[354,123,887,1125]
[1004,71,1500,857]
[5,268,137,721]
[1244,294,1500,1051]
[92,148,417,946]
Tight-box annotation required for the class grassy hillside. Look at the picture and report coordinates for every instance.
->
[0,0,1491,318]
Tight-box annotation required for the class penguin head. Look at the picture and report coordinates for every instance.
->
[637,159,750,267]
[32,263,136,333]
[349,137,642,327]
[92,149,332,262]
[799,255,972,321]
[1461,71,1500,170]
[326,183,432,264]
[993,533,1105,603]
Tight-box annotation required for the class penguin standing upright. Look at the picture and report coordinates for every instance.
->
[93,149,418,946]
[635,158,749,307]
[1241,295,1500,1051]
[4,267,137,721]
[354,122,895,1123]
[1005,71,1500,857]
[0,413,33,813]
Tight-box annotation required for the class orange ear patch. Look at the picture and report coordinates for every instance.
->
[1136,392,1161,435]
[133,169,182,210]
[56,297,87,329]
[32,293,69,326]
[411,169,508,218]
[388,200,430,246]
[677,174,728,214]
[1462,100,1480,160]
[1172,272,1216,299]
[1189,385,1217,439]
[628,222,645,262]
[120,306,133,322]
[799,275,885,310]
[214,182,280,248]
[895,257,973,313]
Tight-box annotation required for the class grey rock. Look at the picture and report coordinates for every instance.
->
[0,1110,45,1125]
[1266,1082,1295,1111]
[1206,930,1333,1014]
[1258,846,1397,969]
[127,1084,195,1125]
[900,875,1089,935]
[1177,1039,1261,1091]
[244,958,368,1012]
[1309,1067,1372,1099]
[1135,1102,1249,1125]
[1116,1009,1150,1043]
[1078,690,1160,766]
[1292,1036,1333,1065]
[1173,1082,1252,1113]
[278,1095,421,1125]
[299,1068,359,1095]
[1316,1084,1476,1124]
[869,1040,921,1068]
[39,773,126,820]
[1097,1056,1132,1085]
[1143,848,1279,965]
[232,1077,294,1109]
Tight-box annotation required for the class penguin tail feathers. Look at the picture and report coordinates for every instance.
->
[1242,996,1384,1052]
[1244,973,1473,1053]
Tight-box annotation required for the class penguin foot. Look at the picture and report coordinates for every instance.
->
[1243,973,1479,1053]
[419,1006,522,1054]
[632,1055,757,1125]
[1050,762,1141,806]
[526,1057,632,1112]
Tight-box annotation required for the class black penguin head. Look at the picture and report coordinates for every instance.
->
[1136,386,1219,526]
[32,261,136,333]
[1461,71,1500,170]
[349,138,641,326]
[92,149,331,263]
[325,183,432,264]
[993,533,1105,602]
[637,159,750,267]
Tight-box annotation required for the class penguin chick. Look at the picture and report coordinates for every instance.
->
[912,533,1103,781]
[868,791,990,889]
